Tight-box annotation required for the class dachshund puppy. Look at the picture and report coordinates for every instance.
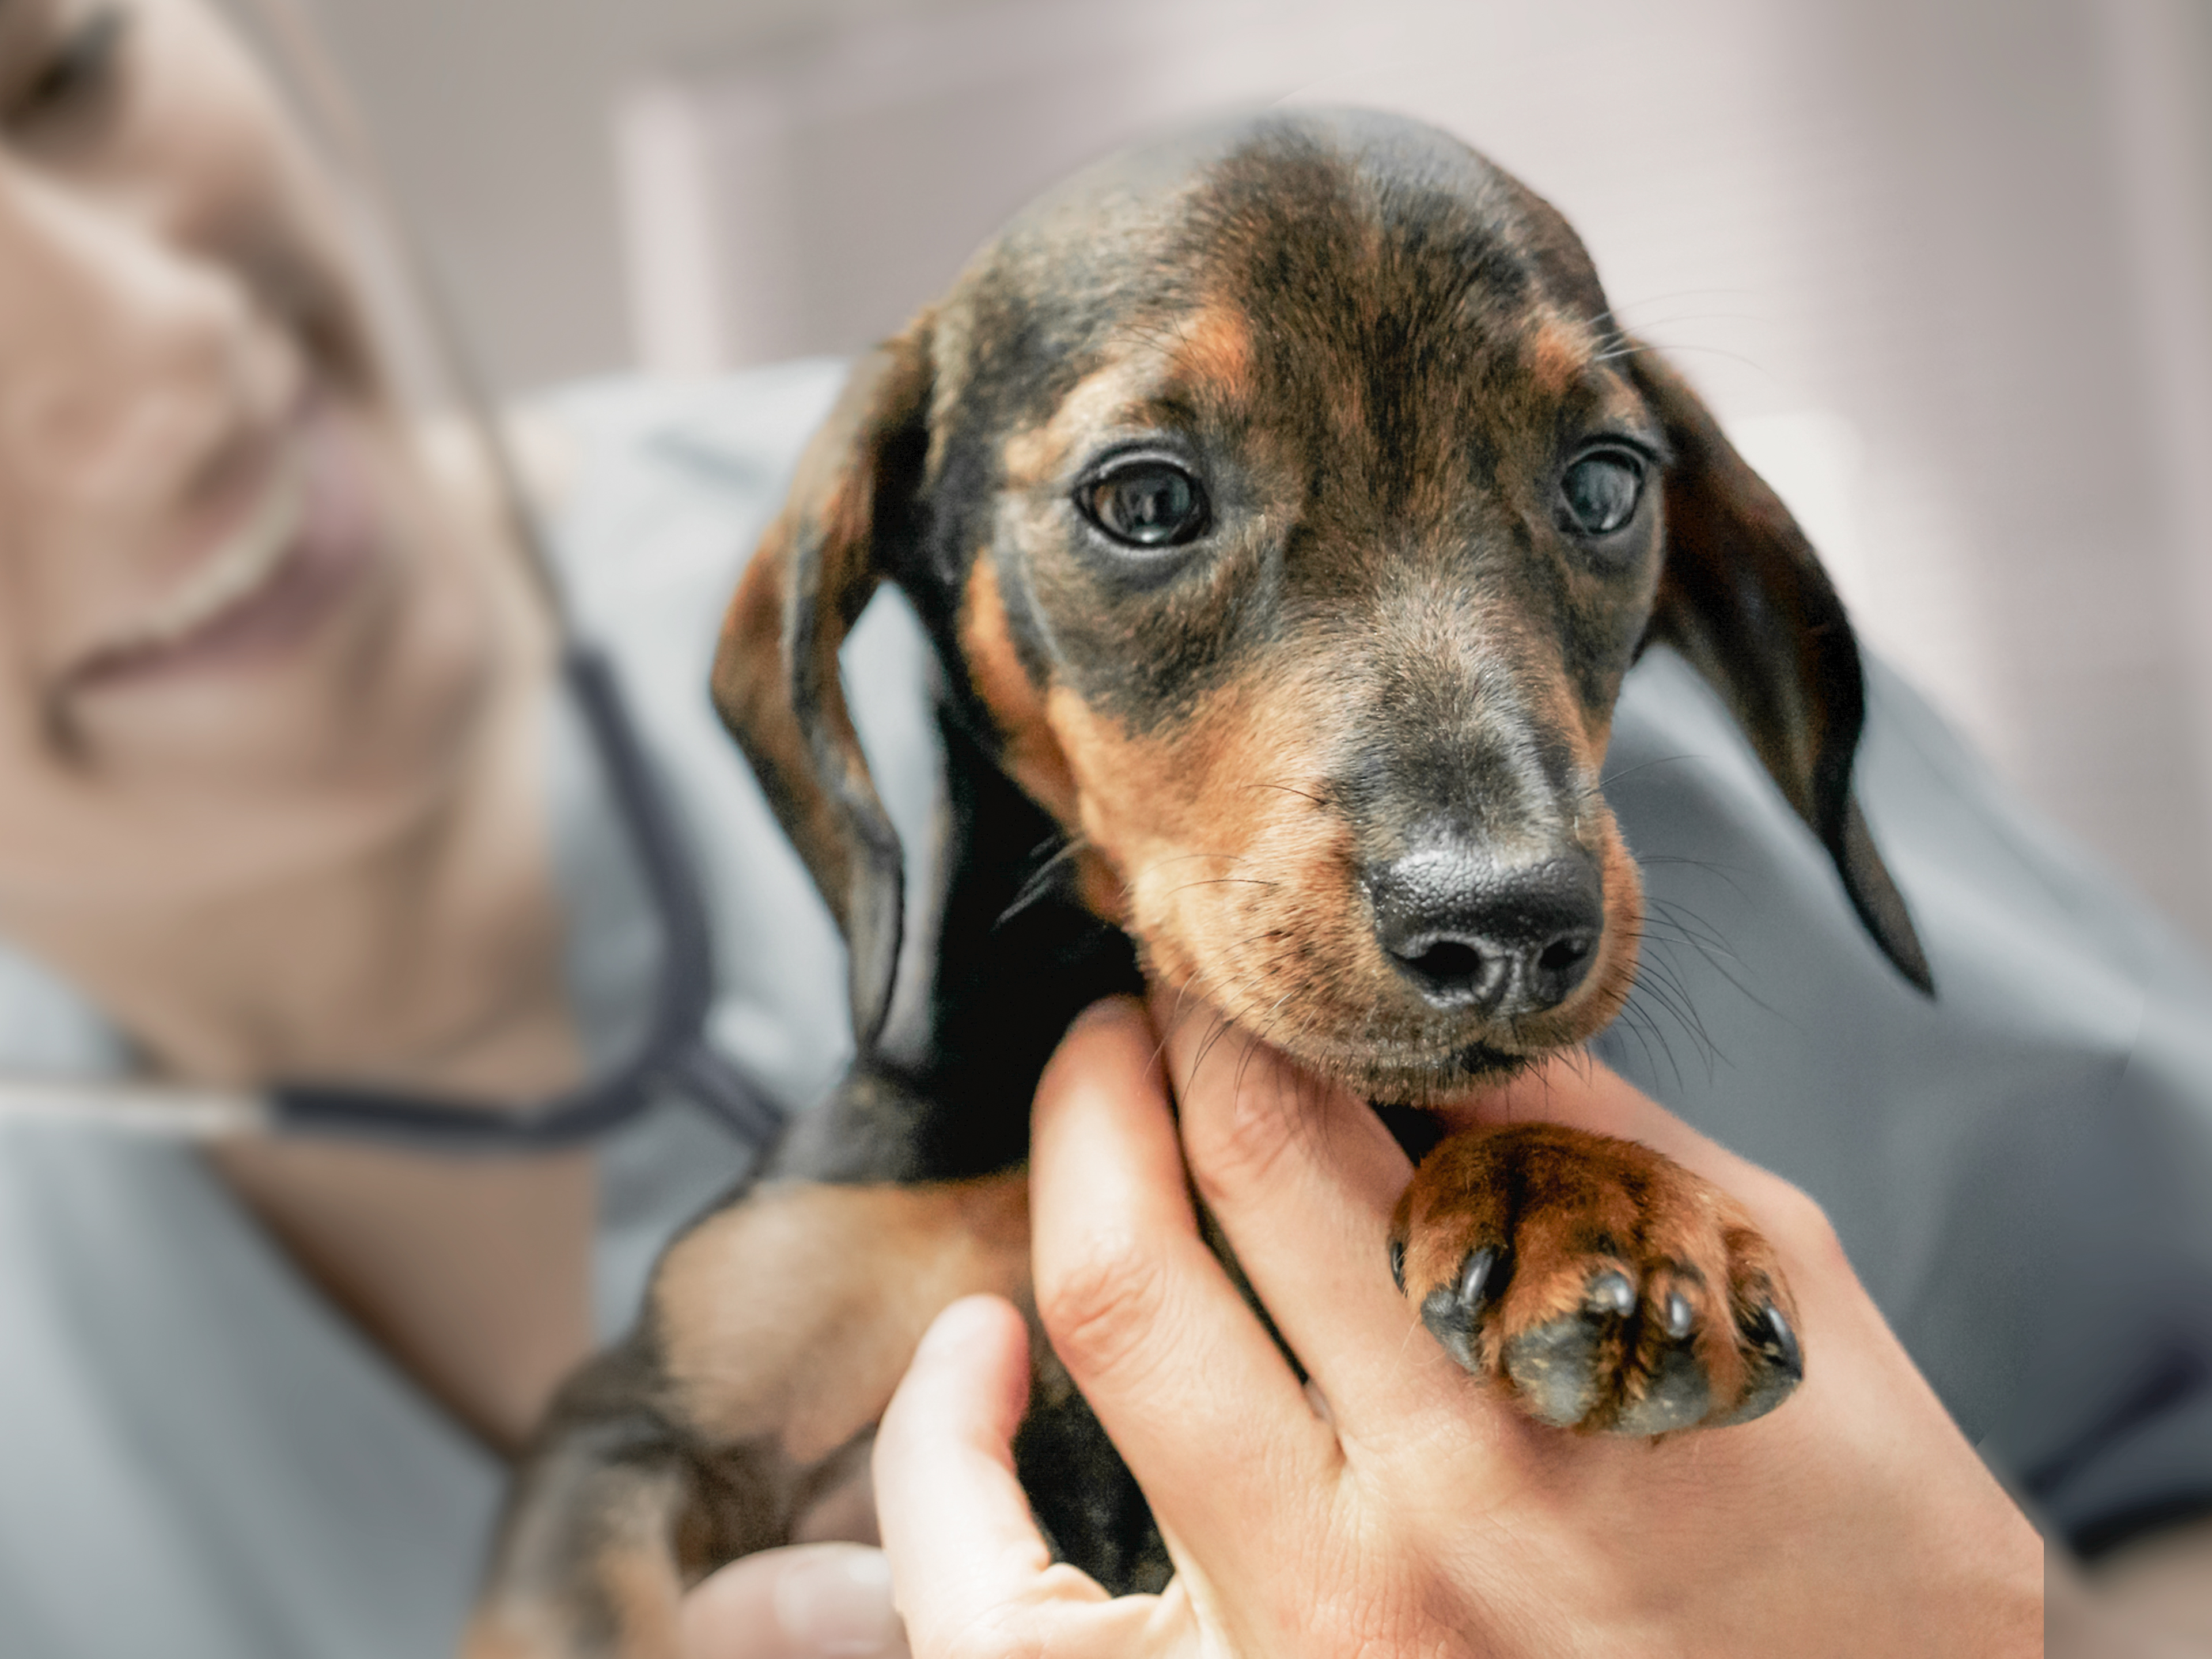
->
[467,108,1931,1656]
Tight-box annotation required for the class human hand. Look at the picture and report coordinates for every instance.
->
[681,1543,908,1658]
[871,995,2043,1657]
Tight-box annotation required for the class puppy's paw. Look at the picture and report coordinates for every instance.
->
[1387,1122,1801,1433]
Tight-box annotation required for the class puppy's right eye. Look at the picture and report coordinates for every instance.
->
[1080,460,1209,549]
[1558,450,1645,538]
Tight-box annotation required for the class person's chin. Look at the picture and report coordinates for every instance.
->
[64,560,495,824]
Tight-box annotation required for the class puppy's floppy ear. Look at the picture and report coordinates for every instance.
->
[711,323,934,1050]
[1627,350,1934,995]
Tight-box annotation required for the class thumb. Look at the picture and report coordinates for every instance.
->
[680,1543,907,1658]
[875,1295,1107,1647]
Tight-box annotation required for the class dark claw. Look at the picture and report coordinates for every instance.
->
[1709,1301,1806,1427]
[1419,1245,1508,1372]
[1460,1246,1504,1309]
[1388,1238,1406,1294]
[1758,1304,1803,1378]
[1586,1268,1635,1319]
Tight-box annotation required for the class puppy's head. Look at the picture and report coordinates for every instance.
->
[715,109,1930,1097]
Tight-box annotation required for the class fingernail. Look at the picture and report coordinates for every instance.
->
[773,1547,902,1656]
[918,1293,1001,1362]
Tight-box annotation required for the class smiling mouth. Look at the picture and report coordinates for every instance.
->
[69,402,370,691]
[99,466,304,660]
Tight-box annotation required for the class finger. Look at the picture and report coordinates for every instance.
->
[873,1296,1107,1648]
[1030,999,1334,1549]
[1149,992,1460,1430]
[680,1544,908,1659]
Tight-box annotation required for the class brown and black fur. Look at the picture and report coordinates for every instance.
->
[467,109,1932,1656]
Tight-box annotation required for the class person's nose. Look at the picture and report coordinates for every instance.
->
[0,165,297,516]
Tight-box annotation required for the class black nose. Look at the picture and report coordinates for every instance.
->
[1366,846,1604,1016]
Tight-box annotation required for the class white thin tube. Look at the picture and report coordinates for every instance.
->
[0,1080,270,1140]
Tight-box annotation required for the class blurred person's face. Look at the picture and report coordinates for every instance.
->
[0,0,516,915]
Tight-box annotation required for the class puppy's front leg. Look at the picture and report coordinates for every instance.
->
[1390,1123,1804,1435]
[461,1335,756,1659]
[465,1080,1032,1659]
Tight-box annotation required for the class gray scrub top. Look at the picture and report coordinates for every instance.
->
[0,358,2205,1656]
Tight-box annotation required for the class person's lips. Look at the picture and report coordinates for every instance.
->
[70,400,376,691]
[104,457,304,650]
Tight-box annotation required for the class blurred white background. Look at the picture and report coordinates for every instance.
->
[296,0,2212,951]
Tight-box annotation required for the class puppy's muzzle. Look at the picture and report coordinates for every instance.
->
[1366,843,1604,1016]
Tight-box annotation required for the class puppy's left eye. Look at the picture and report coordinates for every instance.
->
[1558,450,1645,537]
[1080,460,1209,548]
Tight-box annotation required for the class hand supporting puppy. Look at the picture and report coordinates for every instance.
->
[870,995,2043,1658]
[679,1546,908,1659]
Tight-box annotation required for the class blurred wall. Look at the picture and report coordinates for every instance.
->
[291,0,960,389]
[304,0,2212,952]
